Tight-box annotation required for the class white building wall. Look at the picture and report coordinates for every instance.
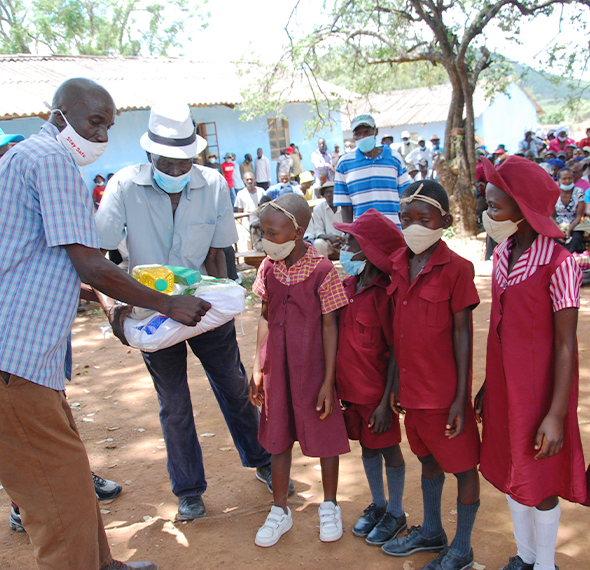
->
[475,83,538,155]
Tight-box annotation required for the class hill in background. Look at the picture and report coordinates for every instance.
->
[514,62,590,125]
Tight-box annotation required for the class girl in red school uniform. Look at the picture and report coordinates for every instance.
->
[476,156,588,570]
[333,209,407,547]
[249,194,350,548]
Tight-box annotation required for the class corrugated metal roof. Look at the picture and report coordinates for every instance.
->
[0,55,353,119]
[340,83,541,130]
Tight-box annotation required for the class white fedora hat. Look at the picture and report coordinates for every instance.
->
[140,101,207,159]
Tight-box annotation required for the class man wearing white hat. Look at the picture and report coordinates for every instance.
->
[95,102,274,522]
[398,130,417,160]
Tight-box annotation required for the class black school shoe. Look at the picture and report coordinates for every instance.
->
[352,503,387,537]
[421,547,474,570]
[93,473,123,501]
[365,512,407,545]
[255,463,295,496]
[382,525,447,557]
[177,496,206,521]
[499,556,534,570]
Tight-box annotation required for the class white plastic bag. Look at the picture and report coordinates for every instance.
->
[123,281,246,352]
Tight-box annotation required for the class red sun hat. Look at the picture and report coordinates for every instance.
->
[333,209,405,273]
[481,156,562,238]
[285,146,294,154]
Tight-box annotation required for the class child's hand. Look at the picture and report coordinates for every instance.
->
[445,399,465,439]
[534,413,564,460]
[316,384,334,420]
[390,391,405,415]
[368,403,392,434]
[474,383,485,424]
[249,372,264,407]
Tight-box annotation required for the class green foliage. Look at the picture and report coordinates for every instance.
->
[512,61,590,124]
[0,0,205,55]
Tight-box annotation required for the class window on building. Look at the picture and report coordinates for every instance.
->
[196,122,219,165]
[267,118,290,160]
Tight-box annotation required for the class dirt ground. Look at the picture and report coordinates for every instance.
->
[1,257,589,570]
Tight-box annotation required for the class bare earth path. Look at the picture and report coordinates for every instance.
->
[1,271,589,570]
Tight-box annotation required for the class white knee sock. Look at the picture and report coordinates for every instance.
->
[507,495,536,565]
[533,501,561,570]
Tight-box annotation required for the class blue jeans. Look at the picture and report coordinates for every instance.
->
[141,320,270,498]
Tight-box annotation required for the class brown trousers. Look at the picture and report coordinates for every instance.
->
[0,373,112,570]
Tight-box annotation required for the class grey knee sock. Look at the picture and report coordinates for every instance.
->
[421,473,445,538]
[362,454,386,508]
[385,463,405,518]
[449,499,480,558]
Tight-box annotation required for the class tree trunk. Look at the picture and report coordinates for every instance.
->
[435,63,478,238]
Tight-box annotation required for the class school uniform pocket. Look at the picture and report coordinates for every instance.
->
[354,312,382,348]
[417,286,451,328]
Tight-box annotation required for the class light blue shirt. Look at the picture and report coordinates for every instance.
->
[0,122,98,390]
[95,163,238,276]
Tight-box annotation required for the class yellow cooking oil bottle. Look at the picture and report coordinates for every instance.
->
[132,264,175,294]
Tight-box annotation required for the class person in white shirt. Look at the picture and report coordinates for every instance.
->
[254,148,271,190]
[406,136,435,170]
[235,171,265,231]
[305,181,344,258]
[397,130,418,160]
[414,158,433,180]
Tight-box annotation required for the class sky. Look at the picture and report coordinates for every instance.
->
[183,0,589,80]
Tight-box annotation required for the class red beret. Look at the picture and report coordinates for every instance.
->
[481,156,562,238]
[333,209,405,273]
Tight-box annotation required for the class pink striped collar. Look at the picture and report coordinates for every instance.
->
[494,234,554,287]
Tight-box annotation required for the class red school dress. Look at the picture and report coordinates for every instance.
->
[252,245,350,457]
[480,235,587,506]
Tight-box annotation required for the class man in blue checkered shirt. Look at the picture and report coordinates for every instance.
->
[0,78,208,570]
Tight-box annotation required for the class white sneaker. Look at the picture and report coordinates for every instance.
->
[255,506,293,547]
[318,501,343,542]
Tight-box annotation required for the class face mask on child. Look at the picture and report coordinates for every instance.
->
[402,224,443,255]
[560,182,575,191]
[482,210,523,243]
[339,250,366,276]
[262,238,296,261]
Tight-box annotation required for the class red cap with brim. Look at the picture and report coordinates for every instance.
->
[481,156,562,238]
[333,209,405,273]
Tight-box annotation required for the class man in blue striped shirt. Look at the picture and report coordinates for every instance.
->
[0,78,208,570]
[335,114,411,226]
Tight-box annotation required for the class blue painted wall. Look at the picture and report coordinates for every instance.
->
[1,103,343,190]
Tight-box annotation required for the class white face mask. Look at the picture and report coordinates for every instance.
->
[402,224,443,254]
[54,109,107,166]
[482,211,523,243]
[261,238,296,261]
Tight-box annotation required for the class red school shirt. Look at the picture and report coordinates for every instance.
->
[221,161,235,189]
[336,273,394,405]
[388,241,480,410]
